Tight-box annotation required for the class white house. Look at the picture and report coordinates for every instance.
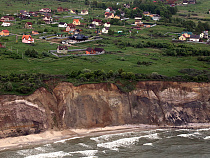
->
[189,35,200,42]
[58,22,67,27]
[1,22,11,27]
[104,22,111,27]
[152,14,161,21]
[102,27,109,34]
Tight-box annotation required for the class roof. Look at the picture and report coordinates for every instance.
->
[67,23,75,27]
[59,22,66,25]
[94,48,104,52]
[93,19,102,22]
[190,35,200,39]
[182,31,193,35]
[22,35,32,40]
[57,7,63,9]
[58,45,68,50]
[105,12,113,16]
[2,30,9,33]
[73,19,80,23]
[86,47,94,52]
[105,22,110,24]
[26,22,33,25]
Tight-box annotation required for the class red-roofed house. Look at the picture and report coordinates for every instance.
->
[0,16,15,22]
[22,35,34,43]
[81,10,88,15]
[57,7,64,12]
[72,19,80,25]
[92,19,102,26]
[0,30,9,36]
[105,12,114,19]
[39,8,51,13]
[66,24,76,33]
[25,22,33,29]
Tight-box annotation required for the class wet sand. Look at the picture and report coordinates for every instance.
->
[1,123,210,152]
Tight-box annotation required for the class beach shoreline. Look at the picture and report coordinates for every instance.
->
[1,123,210,152]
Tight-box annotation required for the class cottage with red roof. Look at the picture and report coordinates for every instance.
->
[39,8,51,13]
[0,30,9,36]
[72,19,80,25]
[0,16,15,22]
[92,19,102,26]
[66,24,76,33]
[105,12,114,19]
[81,10,88,15]
[22,35,34,43]
[25,22,33,29]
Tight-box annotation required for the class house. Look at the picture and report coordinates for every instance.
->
[43,15,53,24]
[143,12,150,16]
[94,48,105,54]
[0,16,15,22]
[104,22,110,27]
[25,22,33,29]
[105,12,114,19]
[152,14,161,21]
[135,16,142,20]
[181,32,192,38]
[32,30,39,35]
[135,20,143,25]
[188,0,196,4]
[72,19,80,25]
[183,0,188,4]
[86,47,95,54]
[58,22,67,27]
[92,19,102,26]
[189,35,200,42]
[102,27,109,34]
[81,10,88,15]
[179,35,187,41]
[89,24,96,29]
[203,31,208,39]
[114,15,120,19]
[39,8,51,13]
[0,30,9,36]
[70,10,76,14]
[66,24,76,32]
[57,7,64,12]
[20,10,30,17]
[57,45,68,54]
[1,22,11,27]
[105,7,113,13]
[120,11,125,17]
[22,35,34,43]
[124,4,130,8]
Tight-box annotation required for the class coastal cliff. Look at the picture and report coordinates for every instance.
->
[0,81,209,138]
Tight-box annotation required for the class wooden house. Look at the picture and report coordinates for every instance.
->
[86,47,95,54]
[81,10,88,15]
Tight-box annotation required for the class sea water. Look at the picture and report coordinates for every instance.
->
[1,128,210,158]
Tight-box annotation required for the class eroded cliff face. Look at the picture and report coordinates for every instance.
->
[0,81,209,138]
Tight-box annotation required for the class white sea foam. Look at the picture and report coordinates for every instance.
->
[78,143,91,148]
[25,151,71,158]
[141,133,160,139]
[143,143,153,146]
[197,128,210,132]
[90,132,133,143]
[177,133,194,138]
[70,150,98,157]
[34,147,46,152]
[17,149,35,156]
[97,136,141,150]
[54,136,81,143]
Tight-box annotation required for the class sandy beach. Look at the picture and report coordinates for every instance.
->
[1,123,210,152]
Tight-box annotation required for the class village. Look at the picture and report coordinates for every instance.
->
[1,0,208,58]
